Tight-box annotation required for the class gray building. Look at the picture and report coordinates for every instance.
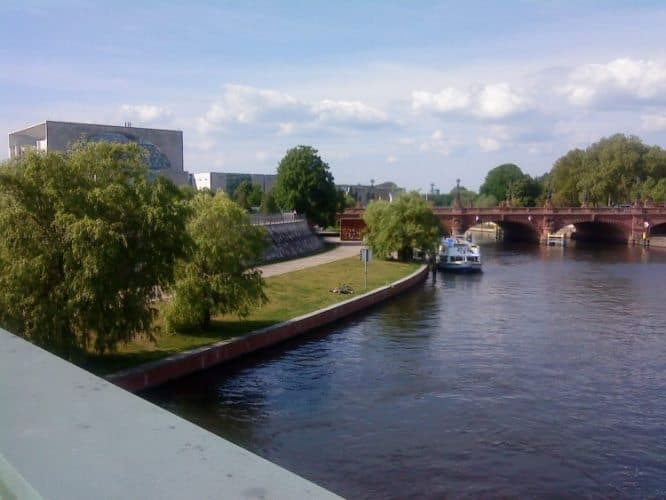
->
[8,121,190,186]
[338,181,403,206]
[193,172,277,194]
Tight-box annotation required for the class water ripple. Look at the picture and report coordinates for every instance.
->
[146,243,666,498]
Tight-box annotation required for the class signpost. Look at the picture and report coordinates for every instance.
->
[360,248,372,290]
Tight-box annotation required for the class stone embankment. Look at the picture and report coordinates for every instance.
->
[649,236,666,248]
[263,220,324,262]
[107,264,429,392]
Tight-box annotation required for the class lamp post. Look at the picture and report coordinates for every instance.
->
[453,178,462,209]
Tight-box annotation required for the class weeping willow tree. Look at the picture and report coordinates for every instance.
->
[0,142,190,359]
[164,191,268,332]
[363,191,441,261]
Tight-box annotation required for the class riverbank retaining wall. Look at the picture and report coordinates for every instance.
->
[107,265,430,392]
[263,220,325,262]
[649,236,666,248]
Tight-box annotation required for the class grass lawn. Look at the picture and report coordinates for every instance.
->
[86,257,421,375]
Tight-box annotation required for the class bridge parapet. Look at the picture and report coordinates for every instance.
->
[340,206,666,243]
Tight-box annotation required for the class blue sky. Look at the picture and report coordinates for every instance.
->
[2,1,666,192]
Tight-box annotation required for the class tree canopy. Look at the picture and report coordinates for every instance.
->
[549,134,666,206]
[273,146,338,227]
[165,191,268,332]
[428,184,478,207]
[233,179,263,210]
[0,142,189,359]
[479,163,524,202]
[363,191,441,261]
[479,163,544,207]
[260,190,279,214]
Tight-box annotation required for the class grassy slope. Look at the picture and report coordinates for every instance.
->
[87,257,420,374]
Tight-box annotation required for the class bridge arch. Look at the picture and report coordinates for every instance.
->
[340,206,666,245]
[570,221,629,243]
[495,220,541,242]
[651,221,666,236]
[462,219,539,242]
[548,217,630,243]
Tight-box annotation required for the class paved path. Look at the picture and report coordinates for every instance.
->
[260,237,363,277]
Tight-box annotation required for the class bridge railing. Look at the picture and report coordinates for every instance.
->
[431,206,666,214]
[342,206,666,218]
[249,213,304,225]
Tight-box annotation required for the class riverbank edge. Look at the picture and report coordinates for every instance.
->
[106,264,430,392]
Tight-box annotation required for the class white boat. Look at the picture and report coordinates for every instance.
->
[436,236,482,272]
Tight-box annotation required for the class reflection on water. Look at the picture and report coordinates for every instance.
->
[146,243,666,498]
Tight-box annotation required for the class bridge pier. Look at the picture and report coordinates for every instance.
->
[450,218,464,236]
[539,231,551,245]
[629,217,651,246]
[629,229,651,247]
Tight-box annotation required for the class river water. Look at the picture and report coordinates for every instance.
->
[145,241,666,498]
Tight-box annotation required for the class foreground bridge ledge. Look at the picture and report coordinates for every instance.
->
[0,328,342,500]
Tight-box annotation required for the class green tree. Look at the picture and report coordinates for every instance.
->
[647,178,666,204]
[549,134,666,206]
[233,180,263,210]
[474,194,498,208]
[336,189,355,213]
[428,192,453,207]
[165,192,268,332]
[260,190,279,214]
[0,143,189,359]
[273,146,338,227]
[448,184,478,207]
[363,191,441,261]
[479,163,525,203]
[512,175,543,207]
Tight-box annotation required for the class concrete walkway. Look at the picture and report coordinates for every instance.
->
[260,237,363,277]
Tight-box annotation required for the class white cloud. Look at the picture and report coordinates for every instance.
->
[190,138,215,151]
[411,87,470,113]
[477,126,510,152]
[199,84,302,132]
[420,129,450,155]
[474,83,529,118]
[478,137,501,152]
[199,84,391,134]
[313,99,389,127]
[562,58,666,107]
[411,83,529,119]
[431,129,445,141]
[386,155,398,164]
[278,122,296,135]
[641,112,666,131]
[120,104,172,124]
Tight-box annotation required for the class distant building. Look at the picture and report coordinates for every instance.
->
[193,172,277,194]
[8,121,190,186]
[338,182,403,206]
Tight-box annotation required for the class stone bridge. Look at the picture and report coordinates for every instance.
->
[340,205,666,244]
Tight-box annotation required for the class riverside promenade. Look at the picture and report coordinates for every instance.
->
[107,238,429,392]
[260,237,362,277]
